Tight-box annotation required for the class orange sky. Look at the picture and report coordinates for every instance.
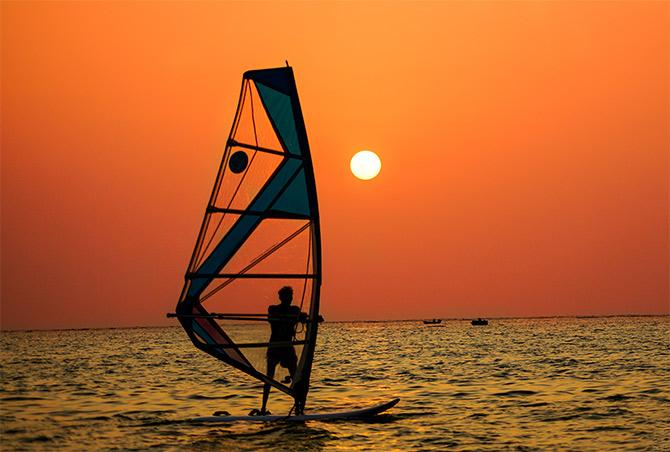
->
[2,1,668,330]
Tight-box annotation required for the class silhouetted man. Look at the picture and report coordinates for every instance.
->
[256,286,307,415]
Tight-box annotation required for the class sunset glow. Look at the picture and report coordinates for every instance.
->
[1,2,668,330]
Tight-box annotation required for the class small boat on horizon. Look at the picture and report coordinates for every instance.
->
[423,319,442,325]
[471,318,488,326]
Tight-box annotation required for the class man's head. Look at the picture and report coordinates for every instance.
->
[278,286,293,305]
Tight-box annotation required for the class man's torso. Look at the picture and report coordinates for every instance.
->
[268,304,300,342]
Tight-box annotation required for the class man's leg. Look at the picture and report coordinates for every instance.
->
[280,348,297,383]
[287,356,297,379]
[260,357,276,414]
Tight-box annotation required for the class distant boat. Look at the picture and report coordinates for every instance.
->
[423,319,442,325]
[471,318,488,326]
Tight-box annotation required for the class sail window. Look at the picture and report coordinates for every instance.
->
[229,151,249,174]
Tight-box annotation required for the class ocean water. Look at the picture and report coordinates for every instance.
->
[1,317,668,451]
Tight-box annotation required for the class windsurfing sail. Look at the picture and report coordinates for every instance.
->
[170,66,322,413]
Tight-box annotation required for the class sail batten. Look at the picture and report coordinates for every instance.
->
[174,66,321,412]
[228,139,305,160]
[188,273,318,279]
[206,206,311,220]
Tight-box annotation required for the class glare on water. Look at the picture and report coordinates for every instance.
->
[1,317,668,450]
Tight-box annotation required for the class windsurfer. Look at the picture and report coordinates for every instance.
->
[255,286,307,415]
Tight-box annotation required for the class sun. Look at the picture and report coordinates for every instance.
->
[350,150,382,180]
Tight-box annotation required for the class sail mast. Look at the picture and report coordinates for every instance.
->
[284,67,322,411]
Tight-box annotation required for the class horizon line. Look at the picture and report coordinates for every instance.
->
[1,313,668,333]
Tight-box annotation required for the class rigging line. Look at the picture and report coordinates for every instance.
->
[234,222,310,280]
[227,80,249,159]
[196,82,265,268]
[188,79,249,273]
[210,79,249,211]
[194,148,232,269]
[294,225,312,336]
[299,225,312,312]
[200,221,311,302]
[250,78,260,148]
[220,82,262,216]
[192,80,250,268]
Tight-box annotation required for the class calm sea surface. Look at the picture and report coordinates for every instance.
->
[1,317,669,451]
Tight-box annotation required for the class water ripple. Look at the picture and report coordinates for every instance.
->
[1,316,668,450]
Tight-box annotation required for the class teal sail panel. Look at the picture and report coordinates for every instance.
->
[271,168,310,217]
[254,81,301,156]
